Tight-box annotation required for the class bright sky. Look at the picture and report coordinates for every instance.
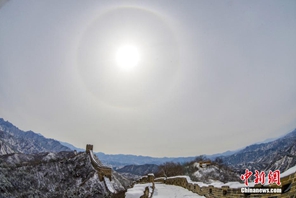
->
[0,1,295,157]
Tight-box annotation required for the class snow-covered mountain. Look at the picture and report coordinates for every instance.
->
[57,140,240,168]
[0,118,70,154]
[57,143,199,167]
[54,121,296,176]
[186,161,240,183]
[221,128,296,173]
[0,118,132,197]
[94,150,241,168]
[1,117,296,191]
[0,151,131,197]
[116,164,159,176]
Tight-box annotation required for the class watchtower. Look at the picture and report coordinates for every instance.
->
[86,144,93,153]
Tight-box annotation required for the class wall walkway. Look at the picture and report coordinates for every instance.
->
[86,144,114,193]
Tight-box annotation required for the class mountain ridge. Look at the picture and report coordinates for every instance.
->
[2,117,295,175]
[0,118,71,155]
[0,150,131,197]
[222,128,296,173]
[57,142,240,167]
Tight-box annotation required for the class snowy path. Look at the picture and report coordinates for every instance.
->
[125,183,153,198]
[104,176,115,193]
[126,183,205,198]
[153,183,205,198]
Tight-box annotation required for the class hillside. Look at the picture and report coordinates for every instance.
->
[2,117,296,193]
[115,164,159,181]
[0,151,131,197]
[186,161,240,183]
[221,128,296,173]
[0,118,70,154]
[116,164,159,176]
[0,118,133,197]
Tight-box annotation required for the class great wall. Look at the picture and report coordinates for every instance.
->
[85,144,115,193]
[135,170,296,198]
[85,144,296,197]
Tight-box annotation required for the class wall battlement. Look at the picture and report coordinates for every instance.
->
[138,170,296,198]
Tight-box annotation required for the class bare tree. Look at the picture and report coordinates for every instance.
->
[157,162,184,177]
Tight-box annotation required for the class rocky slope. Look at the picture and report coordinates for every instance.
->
[116,164,159,176]
[0,118,70,154]
[187,162,241,183]
[115,164,159,181]
[0,130,18,155]
[0,151,131,198]
[221,128,296,173]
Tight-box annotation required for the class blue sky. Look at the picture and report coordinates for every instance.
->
[0,0,295,157]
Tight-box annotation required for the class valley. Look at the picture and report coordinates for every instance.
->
[1,118,296,197]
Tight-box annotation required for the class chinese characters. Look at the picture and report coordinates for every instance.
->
[240,169,281,186]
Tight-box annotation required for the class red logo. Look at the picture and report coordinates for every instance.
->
[240,169,253,186]
[254,170,266,185]
[240,169,281,186]
[268,170,281,186]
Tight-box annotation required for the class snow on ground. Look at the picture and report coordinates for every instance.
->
[43,152,56,161]
[125,183,205,198]
[211,164,296,188]
[280,164,296,178]
[204,163,296,188]
[193,166,220,178]
[153,183,205,198]
[126,165,296,198]
[164,175,246,188]
[125,183,153,198]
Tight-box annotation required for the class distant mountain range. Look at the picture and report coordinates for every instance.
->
[116,164,159,176]
[1,117,295,175]
[0,118,240,167]
[58,141,198,167]
[0,118,200,167]
[221,128,296,173]
[59,142,239,168]
[95,129,296,173]
[0,118,131,197]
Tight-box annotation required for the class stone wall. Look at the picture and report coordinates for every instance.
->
[151,171,296,198]
[136,174,155,198]
[86,144,93,153]
[85,144,112,181]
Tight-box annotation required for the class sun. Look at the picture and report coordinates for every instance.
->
[116,45,140,70]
